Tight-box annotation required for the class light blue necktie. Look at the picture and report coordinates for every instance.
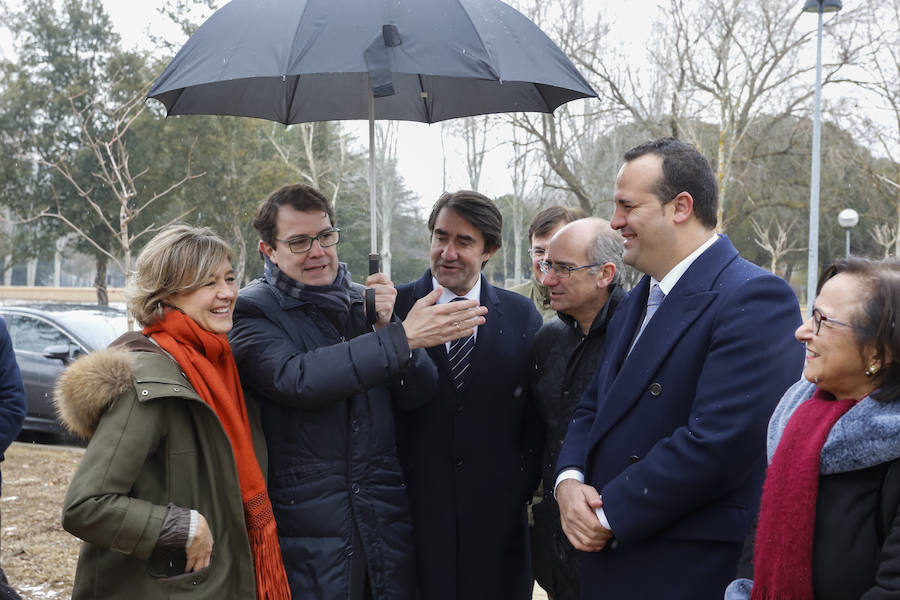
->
[628,283,665,355]
[447,297,475,389]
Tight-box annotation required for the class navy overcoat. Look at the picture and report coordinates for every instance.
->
[557,236,805,599]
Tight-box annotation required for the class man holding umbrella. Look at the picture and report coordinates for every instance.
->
[394,190,544,600]
[229,183,486,599]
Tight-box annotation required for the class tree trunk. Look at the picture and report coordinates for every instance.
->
[231,209,248,286]
[895,204,900,258]
[783,262,795,285]
[94,256,108,306]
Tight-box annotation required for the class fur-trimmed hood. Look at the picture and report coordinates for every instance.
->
[54,348,136,439]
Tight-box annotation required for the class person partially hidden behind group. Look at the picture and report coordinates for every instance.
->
[727,257,900,600]
[56,225,290,599]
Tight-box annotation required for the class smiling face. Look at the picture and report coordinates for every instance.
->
[167,257,237,335]
[542,221,613,331]
[430,207,497,296]
[795,272,875,400]
[610,154,678,280]
[260,205,338,286]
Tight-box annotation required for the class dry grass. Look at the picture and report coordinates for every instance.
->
[2,441,82,599]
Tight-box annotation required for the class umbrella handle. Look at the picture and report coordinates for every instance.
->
[365,253,380,326]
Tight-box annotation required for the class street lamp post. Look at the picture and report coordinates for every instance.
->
[837,208,859,258]
[802,0,842,312]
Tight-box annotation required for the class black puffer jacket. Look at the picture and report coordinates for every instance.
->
[530,286,623,600]
[229,278,436,600]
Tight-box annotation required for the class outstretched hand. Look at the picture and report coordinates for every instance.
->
[402,286,487,350]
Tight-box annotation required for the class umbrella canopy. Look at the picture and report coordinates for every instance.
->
[147,0,596,124]
[148,0,596,321]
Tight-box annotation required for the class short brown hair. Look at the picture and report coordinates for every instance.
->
[624,138,718,229]
[427,190,502,254]
[818,257,900,403]
[253,184,335,246]
[528,206,585,241]
[127,225,232,326]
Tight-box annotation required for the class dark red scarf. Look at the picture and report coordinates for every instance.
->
[750,388,857,600]
[145,309,290,599]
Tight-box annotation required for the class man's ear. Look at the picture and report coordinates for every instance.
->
[259,240,276,263]
[480,244,499,267]
[670,192,694,225]
[596,263,616,289]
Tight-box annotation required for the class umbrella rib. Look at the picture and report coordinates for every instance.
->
[455,0,500,80]
[285,75,300,124]
[417,74,433,123]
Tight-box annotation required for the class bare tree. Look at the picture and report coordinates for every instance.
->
[15,85,201,309]
[750,216,805,277]
[658,0,869,230]
[441,116,495,192]
[839,0,900,254]
[871,222,900,258]
[505,0,622,214]
[265,122,349,209]
[508,127,531,284]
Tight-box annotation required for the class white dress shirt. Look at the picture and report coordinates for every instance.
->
[432,275,482,350]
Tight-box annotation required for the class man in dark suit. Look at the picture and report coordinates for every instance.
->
[394,190,543,600]
[555,138,805,600]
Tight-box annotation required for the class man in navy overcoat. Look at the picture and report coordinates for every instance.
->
[394,190,543,600]
[556,138,805,599]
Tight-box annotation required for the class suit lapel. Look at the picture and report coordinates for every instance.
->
[586,236,738,446]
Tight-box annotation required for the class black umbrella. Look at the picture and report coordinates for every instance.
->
[148,0,596,314]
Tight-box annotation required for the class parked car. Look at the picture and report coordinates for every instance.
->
[0,304,128,437]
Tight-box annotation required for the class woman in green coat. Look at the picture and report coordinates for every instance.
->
[56,225,290,599]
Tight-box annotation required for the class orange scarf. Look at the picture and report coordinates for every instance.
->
[145,309,290,600]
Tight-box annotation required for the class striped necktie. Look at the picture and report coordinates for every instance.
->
[448,297,475,390]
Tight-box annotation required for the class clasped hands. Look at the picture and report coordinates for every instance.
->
[556,478,614,552]
[364,274,487,349]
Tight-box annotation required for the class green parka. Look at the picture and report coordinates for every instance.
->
[55,333,266,599]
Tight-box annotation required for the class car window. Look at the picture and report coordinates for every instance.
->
[4,314,77,353]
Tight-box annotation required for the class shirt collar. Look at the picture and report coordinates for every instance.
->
[432,275,482,305]
[652,233,719,296]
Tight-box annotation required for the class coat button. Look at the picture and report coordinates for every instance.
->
[455,404,463,413]
[351,482,360,494]
[455,457,464,467]
[649,382,663,396]
[141,390,149,396]
[345,545,353,557]
[628,455,640,465]
[351,419,360,432]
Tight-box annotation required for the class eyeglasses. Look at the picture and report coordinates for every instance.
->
[527,248,547,258]
[539,260,599,278]
[275,229,341,254]
[810,307,858,336]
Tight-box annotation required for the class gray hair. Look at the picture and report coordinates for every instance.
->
[588,229,624,290]
[127,224,233,327]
